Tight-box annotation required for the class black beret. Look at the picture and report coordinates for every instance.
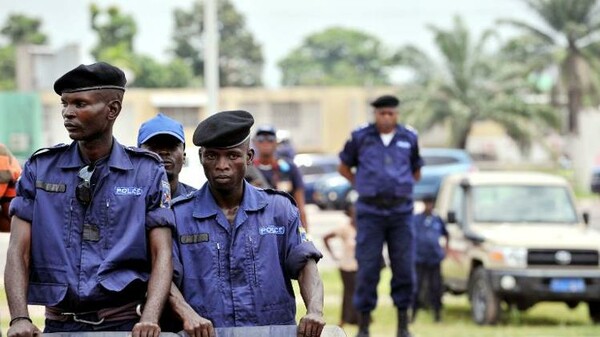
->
[193,110,255,148]
[370,95,400,108]
[54,62,127,95]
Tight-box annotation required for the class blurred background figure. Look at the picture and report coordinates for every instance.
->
[276,129,296,160]
[252,124,309,230]
[323,203,359,328]
[0,143,21,232]
[412,195,449,323]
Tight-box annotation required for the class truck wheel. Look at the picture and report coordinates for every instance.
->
[469,268,501,325]
[589,301,600,324]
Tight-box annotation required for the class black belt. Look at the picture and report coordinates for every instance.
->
[358,196,408,207]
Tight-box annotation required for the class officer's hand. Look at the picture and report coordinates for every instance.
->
[182,311,215,337]
[7,319,41,337]
[131,321,161,337]
[297,313,325,337]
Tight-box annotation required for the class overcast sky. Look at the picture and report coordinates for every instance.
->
[0,0,539,87]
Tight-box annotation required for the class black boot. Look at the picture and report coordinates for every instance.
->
[434,308,442,322]
[355,312,371,337]
[397,309,412,337]
[411,307,418,323]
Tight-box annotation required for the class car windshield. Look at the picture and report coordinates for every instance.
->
[423,155,461,166]
[472,185,578,224]
[298,163,338,176]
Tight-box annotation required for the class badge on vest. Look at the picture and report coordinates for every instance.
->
[83,224,100,242]
[114,186,143,196]
[180,233,209,244]
[396,140,411,149]
[259,225,285,235]
[35,181,66,193]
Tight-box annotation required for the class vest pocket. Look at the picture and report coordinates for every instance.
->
[28,267,68,306]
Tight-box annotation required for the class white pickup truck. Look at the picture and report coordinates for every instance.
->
[435,171,600,324]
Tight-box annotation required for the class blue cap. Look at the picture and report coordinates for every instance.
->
[255,124,277,136]
[137,113,185,147]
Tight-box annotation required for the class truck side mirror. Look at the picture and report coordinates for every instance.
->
[583,212,590,226]
[447,211,457,224]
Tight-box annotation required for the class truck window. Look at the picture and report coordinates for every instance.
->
[471,185,578,224]
[449,185,465,225]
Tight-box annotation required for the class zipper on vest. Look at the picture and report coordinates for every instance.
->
[248,236,258,286]
[216,242,221,278]
[104,198,110,249]
[67,199,74,247]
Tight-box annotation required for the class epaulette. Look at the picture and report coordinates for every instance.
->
[124,146,162,162]
[172,191,196,206]
[404,124,419,135]
[30,143,69,158]
[263,188,297,207]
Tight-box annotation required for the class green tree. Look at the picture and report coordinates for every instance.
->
[278,27,395,86]
[0,14,48,90]
[90,4,137,61]
[90,4,192,88]
[396,16,560,150]
[131,56,193,88]
[500,0,600,134]
[171,0,263,87]
[1,14,47,44]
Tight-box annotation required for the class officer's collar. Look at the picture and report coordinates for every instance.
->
[57,138,133,170]
[192,181,268,219]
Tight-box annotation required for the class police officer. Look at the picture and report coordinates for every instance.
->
[137,112,196,199]
[252,125,309,231]
[168,110,325,337]
[5,62,175,337]
[338,95,423,337]
[412,195,449,323]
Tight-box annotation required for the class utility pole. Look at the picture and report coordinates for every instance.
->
[204,0,219,115]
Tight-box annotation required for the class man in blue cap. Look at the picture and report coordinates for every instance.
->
[5,62,175,337]
[339,94,423,337]
[252,125,309,231]
[168,110,326,337]
[137,113,196,200]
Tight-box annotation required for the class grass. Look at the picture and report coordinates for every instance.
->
[1,268,598,337]
[295,268,598,337]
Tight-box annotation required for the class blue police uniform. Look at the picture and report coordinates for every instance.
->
[413,212,448,315]
[171,181,322,327]
[172,181,196,201]
[339,123,423,312]
[9,140,175,330]
[255,158,304,195]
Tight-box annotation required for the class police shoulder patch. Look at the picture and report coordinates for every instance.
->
[172,191,195,207]
[30,143,69,158]
[263,188,297,207]
[124,146,162,162]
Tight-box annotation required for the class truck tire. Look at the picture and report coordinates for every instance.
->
[589,301,600,324]
[469,267,501,325]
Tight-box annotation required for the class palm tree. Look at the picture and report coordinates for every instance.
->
[500,0,600,135]
[395,16,559,150]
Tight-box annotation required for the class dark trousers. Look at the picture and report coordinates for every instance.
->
[413,263,443,312]
[353,210,415,312]
[340,269,358,324]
